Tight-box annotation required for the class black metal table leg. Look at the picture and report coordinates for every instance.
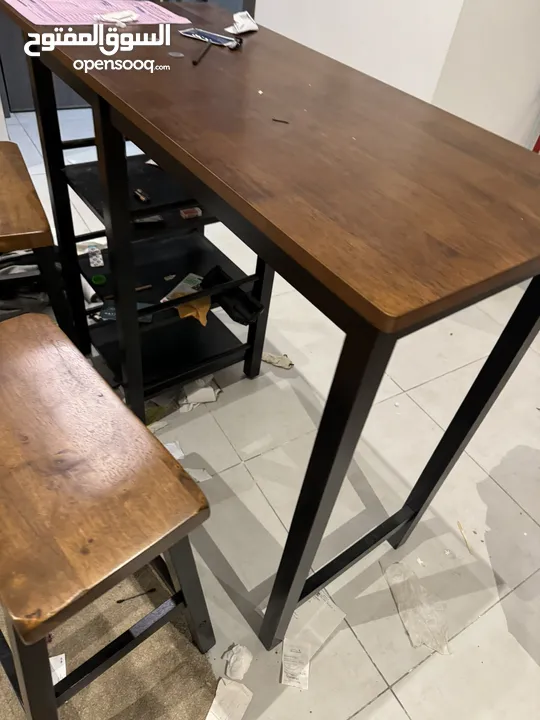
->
[165,537,216,654]
[33,246,72,338]
[93,98,145,421]
[390,275,540,549]
[244,257,274,378]
[259,326,395,649]
[6,618,58,720]
[27,58,90,356]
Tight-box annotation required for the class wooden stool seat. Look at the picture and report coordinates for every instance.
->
[0,142,74,342]
[0,142,52,252]
[0,312,209,644]
[0,314,215,719]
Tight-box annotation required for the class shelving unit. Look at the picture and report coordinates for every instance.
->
[66,149,266,400]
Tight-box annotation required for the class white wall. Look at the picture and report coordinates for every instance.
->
[433,0,540,148]
[255,0,465,101]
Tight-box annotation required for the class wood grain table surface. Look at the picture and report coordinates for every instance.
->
[2,1,540,331]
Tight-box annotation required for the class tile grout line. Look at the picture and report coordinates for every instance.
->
[466,452,540,532]
[392,353,489,395]
[344,688,389,720]
[388,564,540,694]
[14,114,45,159]
[405,390,540,533]
[391,688,413,719]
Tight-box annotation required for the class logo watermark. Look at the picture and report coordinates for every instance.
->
[24,24,171,72]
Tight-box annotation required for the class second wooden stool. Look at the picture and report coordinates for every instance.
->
[0,313,215,719]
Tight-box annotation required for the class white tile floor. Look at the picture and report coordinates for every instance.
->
[9,108,540,719]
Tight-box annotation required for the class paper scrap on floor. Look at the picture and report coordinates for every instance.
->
[205,679,253,720]
[179,375,221,411]
[286,591,345,660]
[384,561,449,654]
[262,352,294,369]
[163,441,184,461]
[50,655,66,685]
[3,0,192,25]
[223,644,253,681]
[281,640,310,690]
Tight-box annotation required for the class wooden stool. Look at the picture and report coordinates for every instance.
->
[0,313,215,719]
[0,141,73,338]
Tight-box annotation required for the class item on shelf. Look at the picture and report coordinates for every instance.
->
[88,244,105,268]
[201,265,263,325]
[134,188,150,203]
[161,273,203,302]
[134,214,164,225]
[81,275,101,305]
[179,206,203,220]
[99,302,153,323]
[161,272,209,326]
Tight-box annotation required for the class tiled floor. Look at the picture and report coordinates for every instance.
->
[9,109,540,719]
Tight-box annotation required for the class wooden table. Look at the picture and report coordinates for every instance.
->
[3,0,540,651]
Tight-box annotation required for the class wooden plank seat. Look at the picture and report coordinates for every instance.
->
[0,313,215,719]
[0,141,72,337]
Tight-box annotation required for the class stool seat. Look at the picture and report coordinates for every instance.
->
[0,142,52,251]
[0,313,208,645]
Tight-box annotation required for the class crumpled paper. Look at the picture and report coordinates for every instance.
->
[223,644,253,681]
[225,11,258,35]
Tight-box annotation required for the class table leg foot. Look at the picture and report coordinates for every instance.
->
[259,326,395,649]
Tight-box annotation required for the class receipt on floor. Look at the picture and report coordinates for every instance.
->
[286,591,345,660]
[206,679,253,720]
[49,654,66,685]
[163,441,185,461]
[281,639,310,690]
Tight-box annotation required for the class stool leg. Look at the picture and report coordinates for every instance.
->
[6,619,58,720]
[165,537,215,654]
[33,246,76,343]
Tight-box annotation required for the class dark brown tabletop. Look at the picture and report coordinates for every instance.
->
[3,1,540,331]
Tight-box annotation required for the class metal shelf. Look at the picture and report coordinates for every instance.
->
[64,154,217,234]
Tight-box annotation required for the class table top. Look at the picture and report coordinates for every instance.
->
[3,2,540,332]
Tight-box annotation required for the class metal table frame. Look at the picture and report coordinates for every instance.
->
[28,53,540,652]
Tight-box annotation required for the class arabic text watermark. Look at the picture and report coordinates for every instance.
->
[24,24,171,58]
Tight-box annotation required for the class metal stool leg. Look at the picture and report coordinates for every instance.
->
[6,618,58,720]
[165,537,215,654]
[33,246,75,342]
